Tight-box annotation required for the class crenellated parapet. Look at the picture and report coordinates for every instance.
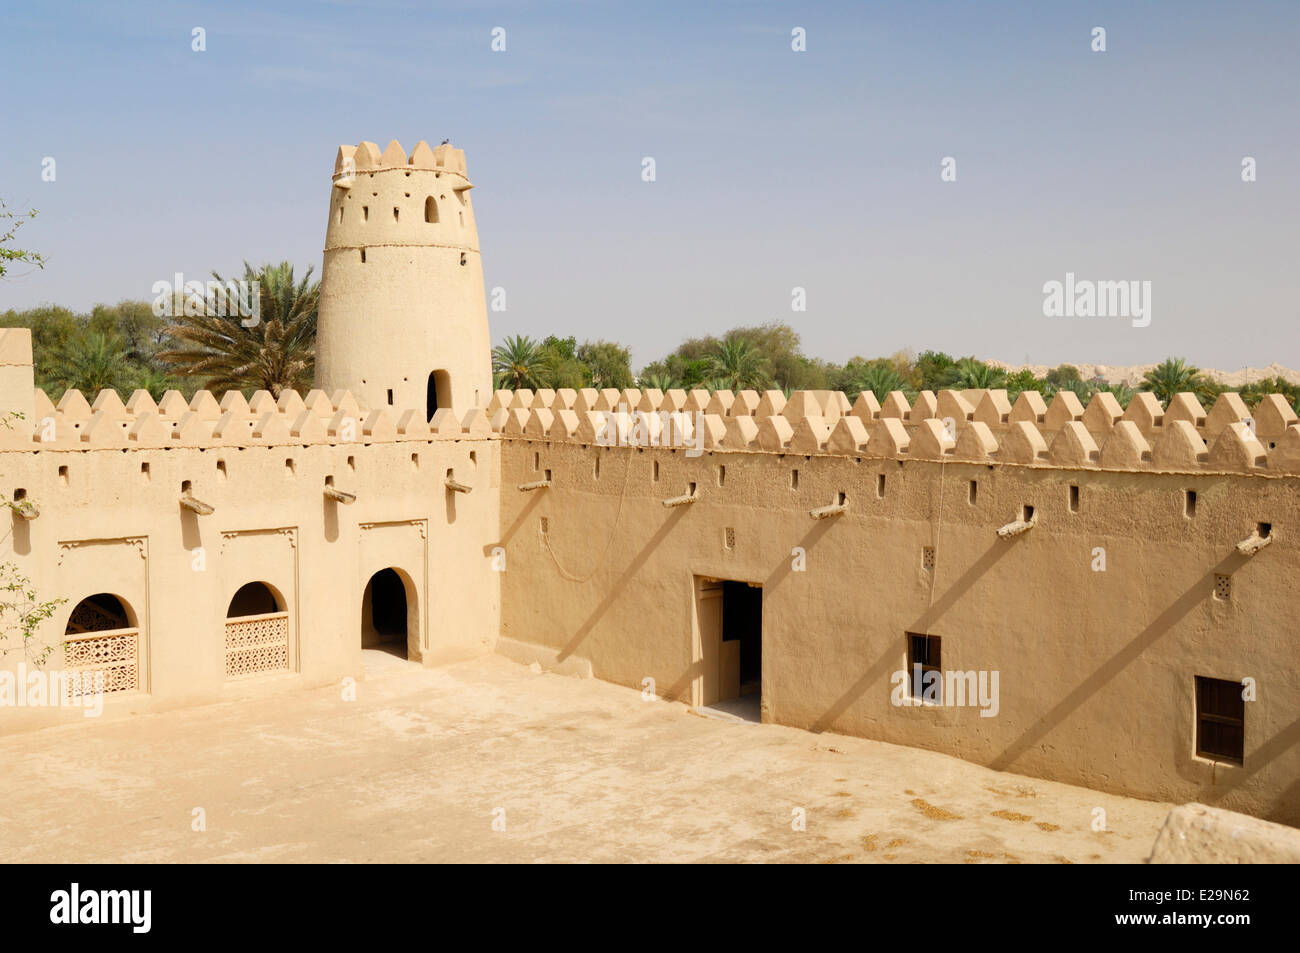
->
[1,387,496,452]
[484,387,1300,476]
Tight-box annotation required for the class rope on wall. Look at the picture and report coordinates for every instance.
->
[542,446,636,583]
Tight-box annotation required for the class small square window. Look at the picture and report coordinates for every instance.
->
[791,468,799,490]
[1069,485,1080,513]
[1185,489,1197,518]
[717,465,726,487]
[922,547,936,571]
[877,473,886,498]
[724,527,736,551]
[968,480,977,505]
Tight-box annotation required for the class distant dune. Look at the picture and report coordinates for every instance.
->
[984,360,1300,389]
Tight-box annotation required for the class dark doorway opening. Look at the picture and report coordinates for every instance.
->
[722,581,763,700]
[363,568,409,659]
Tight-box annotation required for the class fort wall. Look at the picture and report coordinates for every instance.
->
[494,386,1300,825]
[0,369,501,733]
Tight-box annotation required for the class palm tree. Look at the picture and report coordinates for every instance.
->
[47,332,133,397]
[491,335,548,390]
[855,364,907,401]
[1141,357,1209,403]
[1097,383,1136,409]
[159,261,319,398]
[640,371,680,392]
[131,365,178,402]
[707,339,771,390]
[951,358,1007,390]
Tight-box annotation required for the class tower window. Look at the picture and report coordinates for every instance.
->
[362,206,369,221]
[1069,484,1080,513]
[1185,489,1197,518]
[360,248,366,264]
[387,388,394,406]
[424,196,438,223]
[393,207,399,222]
[426,370,451,421]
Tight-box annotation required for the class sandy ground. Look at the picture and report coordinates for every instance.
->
[0,651,1172,863]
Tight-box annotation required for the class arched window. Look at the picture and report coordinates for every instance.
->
[427,370,451,421]
[424,196,438,223]
[64,593,139,696]
[227,582,282,617]
[225,582,289,678]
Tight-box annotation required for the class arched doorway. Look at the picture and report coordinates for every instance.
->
[64,593,139,697]
[362,568,415,659]
[224,581,290,679]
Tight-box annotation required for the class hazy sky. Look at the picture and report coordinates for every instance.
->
[3,0,1297,371]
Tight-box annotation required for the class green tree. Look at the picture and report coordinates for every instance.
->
[1140,357,1211,403]
[577,340,634,389]
[639,369,680,391]
[1045,364,1082,389]
[159,262,319,398]
[491,334,548,390]
[0,201,45,279]
[0,559,66,666]
[951,357,1006,389]
[537,335,586,389]
[706,338,771,390]
[855,363,909,400]
[915,350,959,390]
[47,331,134,396]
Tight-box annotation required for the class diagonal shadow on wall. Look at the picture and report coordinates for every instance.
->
[808,536,1016,734]
[556,505,688,663]
[989,553,1250,773]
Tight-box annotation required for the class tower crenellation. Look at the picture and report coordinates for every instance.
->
[316,138,491,419]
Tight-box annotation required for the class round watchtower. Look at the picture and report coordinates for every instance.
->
[315,139,492,417]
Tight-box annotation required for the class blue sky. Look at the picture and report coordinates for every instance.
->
[2,0,1297,371]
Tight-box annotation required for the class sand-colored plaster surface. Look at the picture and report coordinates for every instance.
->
[0,652,1171,863]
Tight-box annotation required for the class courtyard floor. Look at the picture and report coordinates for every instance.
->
[0,651,1172,863]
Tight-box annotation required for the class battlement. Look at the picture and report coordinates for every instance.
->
[0,386,494,452]
[333,139,468,179]
[484,386,1300,476]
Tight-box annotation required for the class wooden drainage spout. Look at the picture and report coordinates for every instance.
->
[517,479,552,492]
[810,501,849,520]
[661,491,697,508]
[1236,531,1273,557]
[9,499,39,520]
[996,516,1036,539]
[324,486,356,504]
[180,494,215,516]
[445,477,473,494]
